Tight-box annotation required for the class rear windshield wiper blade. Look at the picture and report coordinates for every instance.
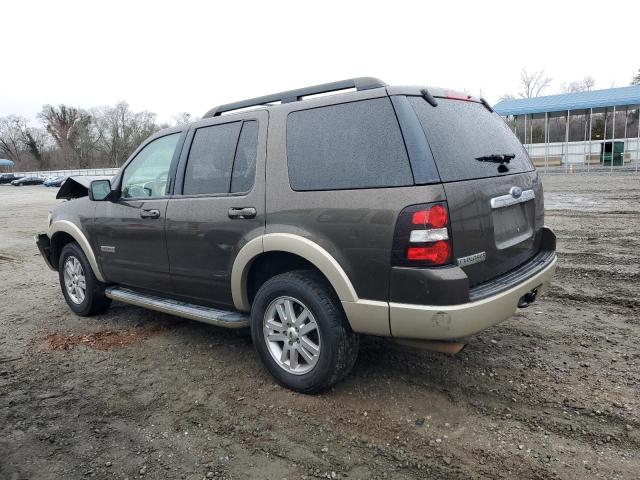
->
[475,153,516,164]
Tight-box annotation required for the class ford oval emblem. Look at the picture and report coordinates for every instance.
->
[510,186,523,198]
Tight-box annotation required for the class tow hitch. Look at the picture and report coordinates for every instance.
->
[518,287,539,308]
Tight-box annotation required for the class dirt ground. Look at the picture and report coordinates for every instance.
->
[1,174,639,480]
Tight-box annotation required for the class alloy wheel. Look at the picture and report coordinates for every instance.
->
[263,296,321,375]
[63,256,86,304]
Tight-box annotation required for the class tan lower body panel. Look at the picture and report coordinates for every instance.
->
[48,220,106,282]
[388,256,557,340]
[341,299,390,336]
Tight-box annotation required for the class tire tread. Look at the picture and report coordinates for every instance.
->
[59,242,111,316]
[251,270,359,393]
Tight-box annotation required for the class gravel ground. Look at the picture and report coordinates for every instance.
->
[1,173,639,480]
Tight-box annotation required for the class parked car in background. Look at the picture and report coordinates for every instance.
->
[11,176,44,186]
[43,176,59,186]
[0,173,24,184]
[44,176,68,187]
[37,77,557,393]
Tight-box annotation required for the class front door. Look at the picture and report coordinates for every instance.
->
[93,132,183,293]
[165,111,267,307]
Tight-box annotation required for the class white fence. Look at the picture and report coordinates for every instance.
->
[525,138,640,169]
[13,168,119,178]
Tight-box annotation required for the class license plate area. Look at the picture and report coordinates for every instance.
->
[492,203,532,249]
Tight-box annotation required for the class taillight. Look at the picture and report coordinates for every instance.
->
[391,202,452,267]
[411,204,448,228]
[407,241,451,263]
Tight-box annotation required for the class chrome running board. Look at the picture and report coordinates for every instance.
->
[105,287,249,328]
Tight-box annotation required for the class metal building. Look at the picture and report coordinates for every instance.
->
[494,85,640,172]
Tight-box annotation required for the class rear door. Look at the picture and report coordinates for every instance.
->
[165,111,267,307]
[93,132,183,293]
[407,96,544,286]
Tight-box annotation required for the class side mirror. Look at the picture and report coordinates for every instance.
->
[89,179,112,201]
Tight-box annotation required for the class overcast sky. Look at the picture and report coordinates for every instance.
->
[2,0,638,123]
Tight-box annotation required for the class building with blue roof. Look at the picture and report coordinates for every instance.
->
[493,86,640,171]
[0,159,15,171]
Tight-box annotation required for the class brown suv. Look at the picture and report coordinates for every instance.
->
[36,77,557,393]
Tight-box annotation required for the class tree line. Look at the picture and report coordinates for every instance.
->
[3,69,639,172]
[0,103,194,172]
[500,67,640,102]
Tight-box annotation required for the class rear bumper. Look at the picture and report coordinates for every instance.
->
[389,253,557,340]
[35,233,56,271]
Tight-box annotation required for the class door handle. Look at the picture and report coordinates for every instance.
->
[228,207,257,219]
[140,209,160,219]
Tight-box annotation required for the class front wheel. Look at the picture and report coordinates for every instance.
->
[251,271,359,393]
[58,242,111,316]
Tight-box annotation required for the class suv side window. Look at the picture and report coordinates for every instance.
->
[286,98,413,191]
[183,122,242,195]
[121,133,180,199]
[230,121,258,193]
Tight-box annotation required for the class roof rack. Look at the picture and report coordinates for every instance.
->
[203,77,386,118]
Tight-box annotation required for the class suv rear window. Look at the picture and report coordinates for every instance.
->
[408,97,534,182]
[287,98,413,191]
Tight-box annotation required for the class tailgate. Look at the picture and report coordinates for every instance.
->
[407,95,544,286]
[443,172,544,286]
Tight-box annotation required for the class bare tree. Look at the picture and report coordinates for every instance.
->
[0,116,52,169]
[498,93,516,103]
[519,69,552,98]
[0,116,26,163]
[561,76,596,93]
[94,102,160,167]
[171,112,196,126]
[3,102,195,171]
[633,69,640,86]
[583,76,596,91]
[39,105,93,168]
[20,128,47,167]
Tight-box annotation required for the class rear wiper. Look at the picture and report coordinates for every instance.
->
[475,153,515,173]
[475,153,516,163]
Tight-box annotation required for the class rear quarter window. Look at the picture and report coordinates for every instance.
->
[408,97,534,182]
[286,98,413,191]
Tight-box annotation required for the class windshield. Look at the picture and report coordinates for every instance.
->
[408,97,534,182]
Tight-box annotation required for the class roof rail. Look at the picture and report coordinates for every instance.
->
[203,77,386,118]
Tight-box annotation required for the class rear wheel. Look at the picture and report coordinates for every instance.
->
[58,242,111,316]
[251,271,359,393]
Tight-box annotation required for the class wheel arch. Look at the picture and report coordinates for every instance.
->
[231,233,358,312]
[49,220,105,282]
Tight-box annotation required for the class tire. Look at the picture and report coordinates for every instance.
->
[58,242,111,316]
[251,270,359,393]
